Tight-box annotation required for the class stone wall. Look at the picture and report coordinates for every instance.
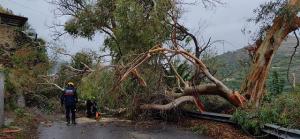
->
[0,24,17,67]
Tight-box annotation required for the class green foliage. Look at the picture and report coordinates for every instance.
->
[79,64,167,118]
[14,108,26,117]
[79,69,116,107]
[0,23,50,110]
[39,99,57,114]
[232,92,300,135]
[165,60,193,87]
[213,49,251,90]
[245,0,289,40]
[55,64,81,90]
[12,48,48,69]
[268,70,285,96]
[294,84,300,91]
[232,108,264,135]
[177,61,193,81]
[62,0,173,61]
[214,40,300,93]
[71,52,93,70]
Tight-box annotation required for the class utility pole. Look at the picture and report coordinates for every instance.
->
[0,72,4,127]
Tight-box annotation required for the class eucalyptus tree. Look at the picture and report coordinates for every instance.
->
[241,0,300,106]
[51,0,300,111]
[52,0,174,62]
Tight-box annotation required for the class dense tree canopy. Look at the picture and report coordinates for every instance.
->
[54,0,175,62]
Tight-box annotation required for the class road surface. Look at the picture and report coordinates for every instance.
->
[38,117,210,139]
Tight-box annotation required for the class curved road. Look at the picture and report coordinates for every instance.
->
[38,117,210,139]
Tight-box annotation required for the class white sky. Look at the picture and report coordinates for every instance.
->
[0,0,269,60]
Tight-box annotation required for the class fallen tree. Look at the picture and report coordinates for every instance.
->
[115,0,300,111]
[115,45,246,112]
[50,0,300,114]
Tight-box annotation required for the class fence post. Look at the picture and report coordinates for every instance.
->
[0,72,4,127]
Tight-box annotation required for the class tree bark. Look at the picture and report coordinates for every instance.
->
[183,84,245,107]
[142,84,245,112]
[140,96,198,110]
[241,0,300,107]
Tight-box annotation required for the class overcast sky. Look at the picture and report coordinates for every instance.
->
[0,0,269,59]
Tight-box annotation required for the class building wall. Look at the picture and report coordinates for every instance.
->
[0,24,16,46]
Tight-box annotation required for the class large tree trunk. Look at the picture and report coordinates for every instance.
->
[241,0,300,107]
[141,84,245,111]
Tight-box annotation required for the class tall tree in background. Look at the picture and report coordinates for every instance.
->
[241,0,300,107]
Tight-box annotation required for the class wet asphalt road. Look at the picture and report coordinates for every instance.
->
[38,118,210,139]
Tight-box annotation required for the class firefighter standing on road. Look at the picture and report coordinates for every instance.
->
[61,82,78,125]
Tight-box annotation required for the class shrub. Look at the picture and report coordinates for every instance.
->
[232,92,300,135]
[14,108,26,117]
[78,64,167,119]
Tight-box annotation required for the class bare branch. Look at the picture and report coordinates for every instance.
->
[50,0,87,17]
[200,0,224,8]
[287,31,299,89]
[173,22,201,57]
[37,83,64,91]
[140,96,197,110]
[64,65,86,73]
[37,74,64,91]
[167,58,188,88]
[80,62,95,72]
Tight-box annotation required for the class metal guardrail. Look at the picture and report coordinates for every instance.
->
[262,124,300,139]
[183,110,234,124]
[183,110,300,139]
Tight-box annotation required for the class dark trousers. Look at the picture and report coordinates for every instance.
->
[65,104,76,123]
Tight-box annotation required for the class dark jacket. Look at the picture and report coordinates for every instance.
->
[86,100,98,117]
[61,86,78,106]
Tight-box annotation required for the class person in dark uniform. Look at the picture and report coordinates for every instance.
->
[86,97,98,118]
[86,99,93,118]
[91,98,98,117]
[61,82,78,125]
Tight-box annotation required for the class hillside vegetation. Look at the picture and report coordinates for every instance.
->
[216,36,300,92]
